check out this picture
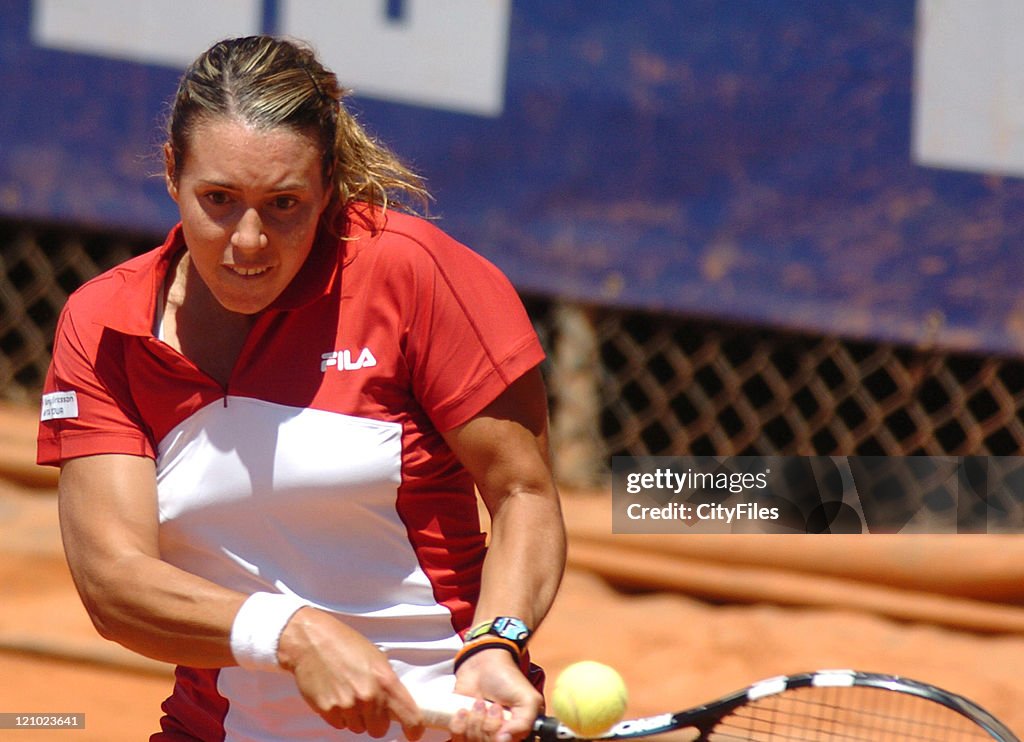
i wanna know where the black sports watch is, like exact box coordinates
[465,616,531,652]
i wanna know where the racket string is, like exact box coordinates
[707,685,993,741]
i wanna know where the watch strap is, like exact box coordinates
[465,616,531,651]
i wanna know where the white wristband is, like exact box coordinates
[230,591,308,671]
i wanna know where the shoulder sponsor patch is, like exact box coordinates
[41,391,79,421]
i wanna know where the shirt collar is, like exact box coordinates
[96,224,182,336]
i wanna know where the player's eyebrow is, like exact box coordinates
[196,178,312,193]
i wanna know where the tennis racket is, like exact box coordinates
[415,669,1018,741]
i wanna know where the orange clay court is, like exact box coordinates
[1,402,1023,741]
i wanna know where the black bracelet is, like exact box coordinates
[453,636,521,672]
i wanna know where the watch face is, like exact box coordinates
[466,617,532,648]
[492,617,530,643]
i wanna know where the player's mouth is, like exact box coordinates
[224,264,272,277]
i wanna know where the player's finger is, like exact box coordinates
[475,699,506,741]
[364,703,394,739]
[449,707,471,741]
[387,682,426,739]
[499,705,536,742]
[340,706,368,735]
[452,698,496,742]
[402,721,426,741]
[485,700,511,742]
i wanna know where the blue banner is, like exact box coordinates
[3,1,1024,356]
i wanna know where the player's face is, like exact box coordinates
[165,116,331,315]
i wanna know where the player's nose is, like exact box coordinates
[230,207,268,252]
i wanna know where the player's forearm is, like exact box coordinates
[58,455,247,668]
[71,550,245,667]
[474,487,566,631]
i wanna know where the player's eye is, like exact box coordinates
[204,191,232,206]
[272,196,298,210]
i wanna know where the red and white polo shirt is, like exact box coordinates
[37,205,545,741]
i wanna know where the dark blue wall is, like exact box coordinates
[4,1,1023,356]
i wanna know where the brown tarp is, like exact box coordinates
[565,496,1024,633]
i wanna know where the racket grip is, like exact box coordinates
[411,689,506,729]
[410,688,559,739]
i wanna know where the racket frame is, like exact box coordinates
[530,669,1018,742]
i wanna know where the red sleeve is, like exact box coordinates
[398,227,545,432]
[36,301,154,466]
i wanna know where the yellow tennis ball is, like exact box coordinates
[550,661,628,737]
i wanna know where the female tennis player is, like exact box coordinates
[37,35,566,742]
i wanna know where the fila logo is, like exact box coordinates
[321,348,378,372]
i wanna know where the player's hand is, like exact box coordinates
[276,607,425,739]
[451,648,542,742]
